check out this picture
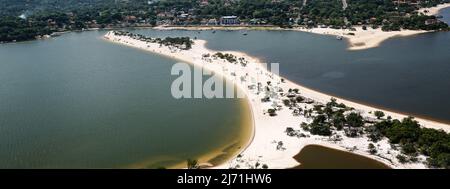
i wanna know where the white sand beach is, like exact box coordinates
[104,31,450,169]
[292,27,429,51]
[418,3,450,15]
[292,3,450,50]
[154,2,450,51]
[154,25,429,51]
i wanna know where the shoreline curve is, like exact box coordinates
[104,31,450,169]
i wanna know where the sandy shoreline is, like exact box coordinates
[292,27,429,50]
[102,35,255,170]
[153,2,450,51]
[154,25,430,51]
[166,100,255,169]
[418,3,450,16]
[104,31,450,169]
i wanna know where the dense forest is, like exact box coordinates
[1,0,450,42]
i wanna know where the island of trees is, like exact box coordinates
[111,30,194,50]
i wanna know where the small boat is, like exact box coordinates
[336,36,343,40]
[243,32,248,36]
[212,30,216,34]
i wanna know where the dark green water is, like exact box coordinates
[293,145,390,169]
[0,31,252,168]
[133,9,450,124]
[204,31,450,124]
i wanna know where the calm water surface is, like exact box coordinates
[293,145,390,169]
[1,8,450,168]
[0,31,251,168]
[439,7,450,24]
[135,9,450,124]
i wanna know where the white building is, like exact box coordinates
[220,16,240,25]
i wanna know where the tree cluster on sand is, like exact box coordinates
[280,95,450,168]
[112,31,194,50]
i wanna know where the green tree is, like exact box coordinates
[368,143,377,154]
[346,112,364,127]
[374,111,385,119]
[187,159,199,169]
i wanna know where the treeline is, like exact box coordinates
[0,1,158,43]
[112,31,194,50]
[1,0,450,42]
[382,14,449,31]
[0,16,52,42]
[369,118,450,168]
[420,0,450,7]
[0,0,117,15]
[299,0,346,27]
[345,0,450,31]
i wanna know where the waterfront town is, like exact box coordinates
[1,0,449,43]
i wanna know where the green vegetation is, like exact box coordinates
[0,16,52,42]
[396,154,408,163]
[374,111,385,119]
[213,52,237,63]
[327,99,449,168]
[262,164,269,169]
[299,0,346,27]
[366,117,450,168]
[187,159,199,169]
[267,108,277,116]
[1,0,449,43]
[368,143,377,154]
[301,98,366,137]
[160,37,194,50]
[112,31,194,50]
[346,0,449,31]
[309,115,333,136]
[284,96,450,168]
[346,112,364,128]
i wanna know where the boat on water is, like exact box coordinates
[336,36,343,40]
[212,30,216,34]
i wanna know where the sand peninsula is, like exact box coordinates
[153,3,450,51]
[104,31,450,169]
[154,25,430,51]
